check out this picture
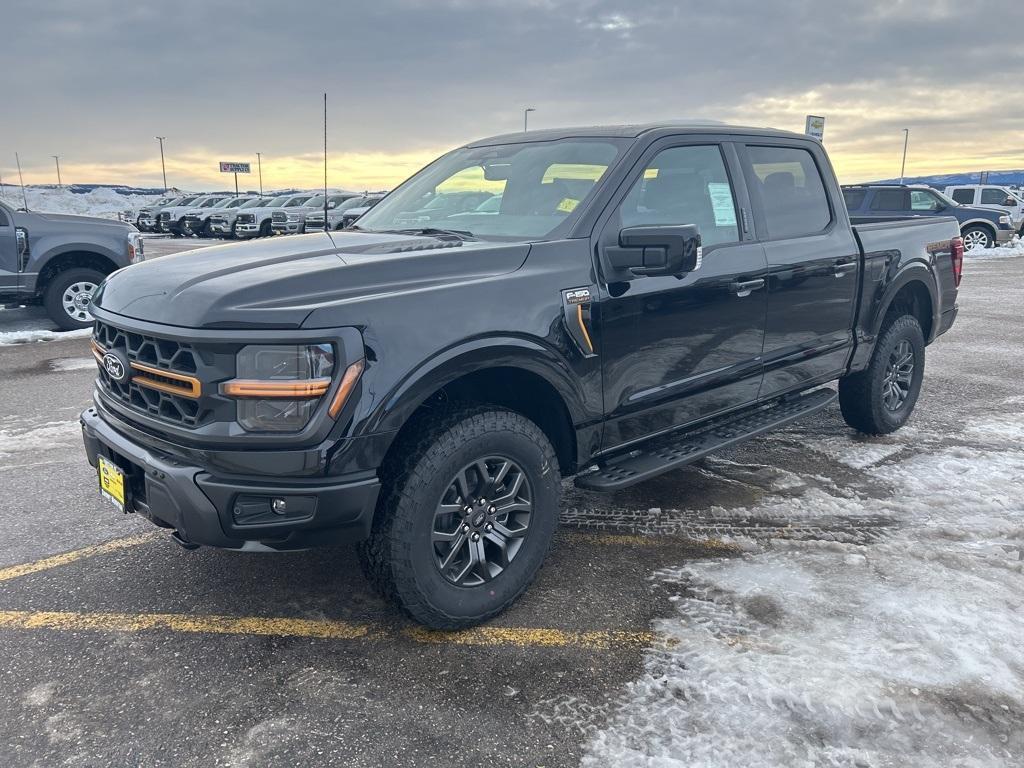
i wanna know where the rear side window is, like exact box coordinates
[842,188,867,210]
[870,189,907,211]
[981,188,1008,205]
[747,145,831,239]
[950,188,974,205]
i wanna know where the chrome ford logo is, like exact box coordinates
[102,353,127,381]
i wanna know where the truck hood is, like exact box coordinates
[34,212,129,230]
[956,204,1002,221]
[93,231,530,329]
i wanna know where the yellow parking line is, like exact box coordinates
[0,609,660,650]
[0,533,157,584]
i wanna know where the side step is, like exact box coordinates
[575,388,837,491]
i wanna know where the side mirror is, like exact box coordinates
[606,224,701,278]
[1003,196,1017,207]
[328,201,337,209]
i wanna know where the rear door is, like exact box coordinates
[595,138,768,449]
[0,202,19,294]
[738,141,861,397]
[948,187,977,206]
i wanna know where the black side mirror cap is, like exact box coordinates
[606,224,701,278]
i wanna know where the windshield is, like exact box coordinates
[242,197,273,208]
[176,196,199,205]
[335,196,370,212]
[355,138,625,240]
[266,195,293,206]
[304,195,326,209]
[285,195,312,207]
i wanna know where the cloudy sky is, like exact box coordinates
[3,0,1022,191]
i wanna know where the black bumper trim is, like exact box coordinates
[81,407,380,550]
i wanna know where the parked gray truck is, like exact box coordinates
[0,198,143,329]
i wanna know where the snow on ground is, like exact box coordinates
[966,237,1024,260]
[0,421,81,459]
[0,186,160,220]
[0,327,92,346]
[582,407,1024,767]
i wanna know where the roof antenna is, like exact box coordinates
[323,92,329,233]
[15,152,28,210]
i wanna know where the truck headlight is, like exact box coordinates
[999,215,1011,225]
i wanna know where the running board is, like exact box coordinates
[575,389,837,491]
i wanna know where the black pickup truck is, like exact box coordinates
[80,123,961,628]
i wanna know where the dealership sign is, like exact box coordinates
[219,162,251,173]
[804,115,825,140]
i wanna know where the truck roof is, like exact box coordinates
[467,121,811,147]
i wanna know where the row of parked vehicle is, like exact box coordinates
[134,191,389,239]
[841,183,1022,251]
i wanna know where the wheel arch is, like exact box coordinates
[873,267,936,342]
[35,250,120,295]
[367,340,590,476]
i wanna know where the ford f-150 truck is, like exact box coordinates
[1,198,144,329]
[80,123,961,628]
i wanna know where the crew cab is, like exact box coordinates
[137,195,197,232]
[80,123,961,629]
[842,184,1014,250]
[157,194,231,236]
[0,198,143,329]
[208,197,276,238]
[337,193,386,229]
[182,196,256,237]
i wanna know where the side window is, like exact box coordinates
[870,189,907,211]
[842,188,867,211]
[909,190,942,212]
[747,145,831,239]
[950,188,975,205]
[980,188,1008,205]
[617,145,738,247]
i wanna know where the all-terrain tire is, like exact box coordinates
[43,267,105,331]
[357,406,561,629]
[839,314,925,434]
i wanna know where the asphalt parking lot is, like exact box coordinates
[1,243,1022,766]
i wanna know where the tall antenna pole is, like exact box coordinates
[52,155,62,187]
[898,128,909,185]
[256,152,263,196]
[524,107,536,132]
[15,153,28,210]
[323,92,329,233]
[155,136,168,190]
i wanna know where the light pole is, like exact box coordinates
[52,155,62,187]
[155,136,167,190]
[256,152,263,196]
[524,107,536,132]
[898,128,909,185]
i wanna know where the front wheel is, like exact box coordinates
[358,406,561,629]
[961,225,993,251]
[43,268,105,331]
[839,314,925,434]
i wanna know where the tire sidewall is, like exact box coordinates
[44,268,105,331]
[393,419,560,622]
[870,317,925,431]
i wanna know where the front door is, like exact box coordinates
[0,203,19,295]
[738,142,861,396]
[595,140,768,450]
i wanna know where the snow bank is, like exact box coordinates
[583,408,1024,767]
[0,186,161,220]
[967,237,1024,260]
[0,328,93,346]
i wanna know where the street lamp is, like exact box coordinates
[52,155,62,187]
[898,128,909,185]
[524,107,536,132]
[256,152,263,196]
[155,136,167,190]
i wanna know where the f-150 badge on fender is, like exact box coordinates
[561,286,597,358]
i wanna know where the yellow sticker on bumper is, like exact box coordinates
[98,457,125,511]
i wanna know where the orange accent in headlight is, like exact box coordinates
[329,359,365,419]
[222,378,332,398]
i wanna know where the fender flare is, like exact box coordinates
[871,261,938,339]
[363,335,590,438]
[957,218,998,235]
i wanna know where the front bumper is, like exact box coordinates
[181,218,205,235]
[208,220,233,235]
[235,222,261,238]
[80,406,380,550]
[996,228,1015,245]
[271,220,304,234]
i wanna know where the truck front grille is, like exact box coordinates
[236,213,255,224]
[92,320,211,427]
[271,212,287,224]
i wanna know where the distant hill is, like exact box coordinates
[869,170,1024,188]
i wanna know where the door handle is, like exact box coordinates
[834,260,857,278]
[731,278,765,297]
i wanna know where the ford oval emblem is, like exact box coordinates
[102,353,127,382]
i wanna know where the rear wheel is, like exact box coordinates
[43,268,104,330]
[839,314,925,434]
[358,406,560,629]
[961,225,993,251]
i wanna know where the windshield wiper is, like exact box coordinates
[381,227,475,241]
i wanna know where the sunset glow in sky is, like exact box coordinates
[4,0,1021,191]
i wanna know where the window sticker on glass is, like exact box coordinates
[707,182,737,227]
[557,197,580,213]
